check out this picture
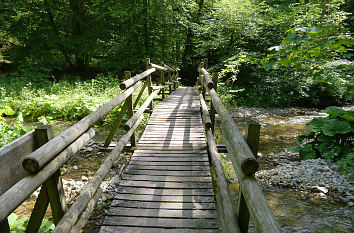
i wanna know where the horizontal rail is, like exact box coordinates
[204,85,258,175]
[221,124,281,233]
[150,63,176,72]
[120,68,156,90]
[22,81,141,174]
[0,128,95,221]
[52,115,144,233]
[200,93,241,233]
[124,90,158,131]
[199,93,212,130]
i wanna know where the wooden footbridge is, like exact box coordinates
[0,59,281,233]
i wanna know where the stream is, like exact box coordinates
[5,107,353,232]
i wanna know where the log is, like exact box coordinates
[201,68,214,90]
[0,128,95,222]
[207,87,258,175]
[69,187,102,233]
[199,93,212,130]
[52,115,144,233]
[120,68,156,90]
[150,63,168,72]
[124,90,158,131]
[22,81,141,174]
[222,125,281,233]
[206,129,241,233]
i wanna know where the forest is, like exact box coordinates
[0,0,353,232]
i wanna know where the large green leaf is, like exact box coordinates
[308,117,326,132]
[300,144,317,160]
[323,106,345,117]
[322,119,351,136]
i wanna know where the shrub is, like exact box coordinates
[290,106,354,181]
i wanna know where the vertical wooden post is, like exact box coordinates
[26,125,67,232]
[237,122,261,233]
[245,121,261,158]
[210,72,218,132]
[168,71,172,94]
[104,101,129,148]
[161,68,165,99]
[199,62,205,98]
[173,70,176,90]
[146,58,153,110]
[126,71,136,147]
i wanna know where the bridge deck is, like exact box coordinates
[100,87,219,232]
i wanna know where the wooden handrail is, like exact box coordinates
[52,115,144,233]
[0,128,95,221]
[22,81,141,174]
[200,94,241,233]
[198,60,281,233]
[120,68,156,90]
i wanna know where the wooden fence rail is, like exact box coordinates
[198,59,281,233]
[0,59,179,233]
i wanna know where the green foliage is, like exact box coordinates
[290,106,354,181]
[0,104,28,147]
[0,73,121,121]
[7,213,55,233]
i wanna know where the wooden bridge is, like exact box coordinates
[0,59,281,233]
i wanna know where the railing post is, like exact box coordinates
[159,62,165,99]
[146,58,153,110]
[26,125,67,232]
[210,72,218,133]
[125,71,136,147]
[237,122,261,233]
[246,122,261,158]
[168,70,172,94]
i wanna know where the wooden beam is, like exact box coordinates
[52,116,145,233]
[22,82,141,174]
[0,129,95,221]
[119,68,156,90]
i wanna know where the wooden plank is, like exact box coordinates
[118,180,212,189]
[107,207,217,219]
[122,174,212,182]
[0,130,34,195]
[115,187,214,196]
[103,216,219,229]
[126,165,210,171]
[111,200,216,210]
[128,161,209,166]
[124,169,211,177]
[100,226,219,233]
[134,149,207,153]
[130,156,209,162]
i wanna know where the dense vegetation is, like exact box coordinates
[0,1,353,172]
[0,0,352,108]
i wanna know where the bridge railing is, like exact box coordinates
[198,59,281,233]
[0,59,179,233]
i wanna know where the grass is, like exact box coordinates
[0,73,151,123]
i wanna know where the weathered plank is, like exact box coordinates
[118,180,212,189]
[103,216,219,229]
[107,207,217,219]
[111,200,216,210]
[124,169,211,177]
[100,226,218,233]
[115,187,214,196]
